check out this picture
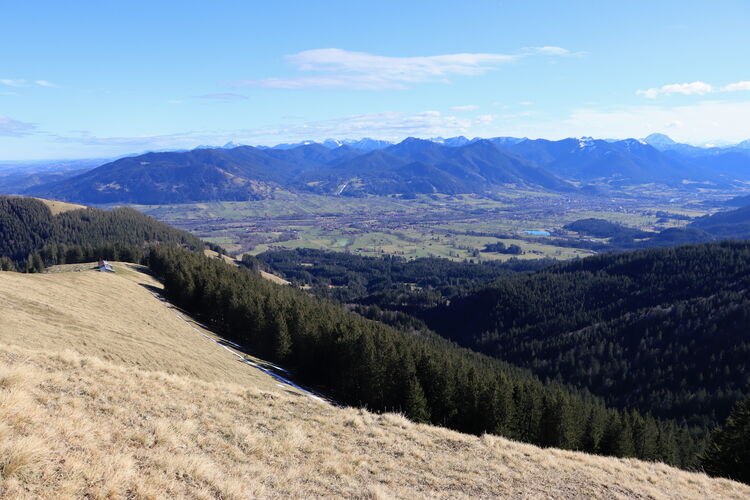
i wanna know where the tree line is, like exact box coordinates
[147,245,703,468]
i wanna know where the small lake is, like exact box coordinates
[524,230,551,236]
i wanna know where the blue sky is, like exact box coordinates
[1,0,749,159]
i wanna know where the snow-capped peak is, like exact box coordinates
[321,139,344,148]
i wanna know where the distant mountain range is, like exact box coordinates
[264,133,750,153]
[642,133,750,181]
[0,158,114,196]
[26,139,576,203]
[18,133,750,204]
[261,137,393,152]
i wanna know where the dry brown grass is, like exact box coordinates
[33,197,86,215]
[204,249,291,285]
[0,268,748,499]
[204,249,240,267]
[0,265,284,391]
[259,270,291,286]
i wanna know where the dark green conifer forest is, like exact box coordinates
[417,242,750,432]
[0,196,205,271]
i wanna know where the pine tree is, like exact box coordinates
[394,353,430,423]
[655,421,678,465]
[0,256,16,272]
[632,413,659,461]
[32,252,44,272]
[600,413,634,457]
[24,254,36,273]
[700,392,750,483]
[354,332,380,407]
[403,373,430,424]
[538,389,576,450]
[493,379,515,438]
[581,407,605,454]
[68,246,84,264]
[272,312,292,362]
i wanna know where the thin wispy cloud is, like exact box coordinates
[275,110,477,138]
[498,111,534,120]
[475,114,496,125]
[230,46,573,90]
[452,104,478,111]
[637,80,750,98]
[56,130,211,149]
[0,115,36,136]
[35,79,59,88]
[1,79,59,88]
[1,79,26,87]
[197,93,248,100]
[524,46,573,56]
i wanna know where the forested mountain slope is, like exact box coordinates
[26,140,576,202]
[504,137,706,184]
[690,205,750,239]
[26,147,300,203]
[0,195,204,269]
[305,138,574,195]
[421,241,750,429]
[256,247,551,303]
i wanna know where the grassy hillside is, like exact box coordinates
[0,263,284,389]
[0,266,748,499]
[33,197,86,215]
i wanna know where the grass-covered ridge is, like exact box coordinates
[1,266,747,498]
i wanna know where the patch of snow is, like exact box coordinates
[154,293,324,402]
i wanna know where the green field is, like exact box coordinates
[128,188,727,261]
